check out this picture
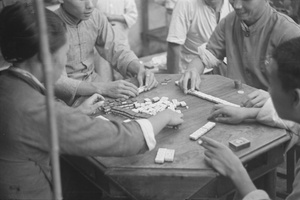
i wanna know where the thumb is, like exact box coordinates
[137,75,144,87]
[94,101,104,108]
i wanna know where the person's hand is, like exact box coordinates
[163,109,184,126]
[136,68,159,91]
[200,136,244,177]
[96,80,139,99]
[178,68,201,94]
[78,94,105,115]
[208,104,246,124]
[241,90,270,108]
[200,137,258,197]
[128,60,158,91]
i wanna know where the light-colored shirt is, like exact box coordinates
[95,0,137,43]
[167,0,233,71]
[54,7,138,105]
[199,4,300,90]
[95,0,137,28]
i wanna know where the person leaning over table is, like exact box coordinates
[166,0,233,74]
[0,3,183,200]
[200,37,300,200]
[54,0,158,106]
[178,0,300,108]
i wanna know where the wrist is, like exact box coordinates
[91,82,103,95]
[229,164,257,197]
[241,107,260,120]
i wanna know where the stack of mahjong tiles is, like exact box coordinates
[131,96,186,116]
[101,97,187,120]
[101,98,147,119]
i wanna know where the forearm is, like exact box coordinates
[230,165,257,198]
[147,112,171,136]
[76,81,100,96]
[187,57,205,74]
[167,42,181,74]
[240,107,260,121]
[107,14,126,24]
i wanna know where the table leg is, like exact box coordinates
[263,169,277,199]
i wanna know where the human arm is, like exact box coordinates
[178,56,204,94]
[147,109,184,134]
[200,137,266,199]
[241,90,270,108]
[105,14,126,24]
[126,59,158,91]
[94,11,158,90]
[55,70,139,101]
[167,42,182,74]
[178,16,226,94]
[208,104,260,124]
[25,93,183,157]
[208,98,297,132]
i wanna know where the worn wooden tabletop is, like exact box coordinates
[66,74,290,200]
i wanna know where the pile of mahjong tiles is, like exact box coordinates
[102,96,188,119]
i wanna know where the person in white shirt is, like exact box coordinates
[166,0,233,74]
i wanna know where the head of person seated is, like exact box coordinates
[229,0,269,26]
[58,0,94,22]
[268,36,300,123]
[0,2,68,83]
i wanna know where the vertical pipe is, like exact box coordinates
[33,1,62,200]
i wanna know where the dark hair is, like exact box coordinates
[0,2,66,63]
[272,37,300,91]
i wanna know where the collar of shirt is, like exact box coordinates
[56,6,80,27]
[240,4,272,35]
[8,66,46,92]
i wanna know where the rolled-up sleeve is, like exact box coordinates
[136,119,156,151]
[256,97,300,151]
[242,190,270,200]
[256,97,296,130]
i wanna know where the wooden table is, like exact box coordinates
[63,74,290,200]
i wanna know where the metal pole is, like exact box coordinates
[33,1,62,200]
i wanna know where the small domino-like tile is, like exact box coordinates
[229,137,251,151]
[164,149,175,162]
[189,128,208,141]
[188,90,240,107]
[138,86,146,94]
[202,122,216,131]
[180,101,187,107]
[152,97,160,102]
[155,148,167,164]
[144,98,151,102]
